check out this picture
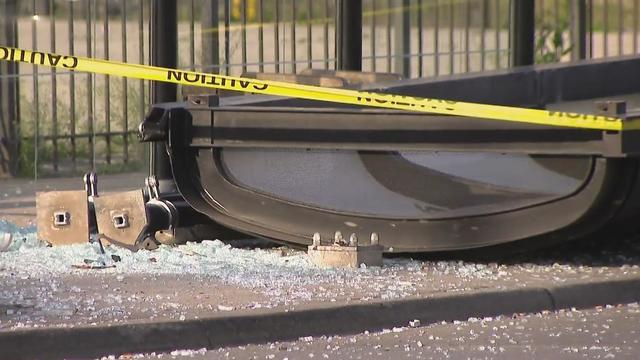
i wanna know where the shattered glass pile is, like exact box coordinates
[2,217,640,331]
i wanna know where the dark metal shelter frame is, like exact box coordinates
[141,0,640,252]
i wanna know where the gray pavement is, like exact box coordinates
[130,303,640,360]
[3,174,640,359]
[3,235,640,331]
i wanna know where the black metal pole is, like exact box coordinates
[393,0,410,77]
[509,0,535,67]
[150,0,177,186]
[0,0,19,177]
[337,0,362,70]
[202,0,220,73]
[571,0,587,60]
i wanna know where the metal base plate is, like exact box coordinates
[36,190,89,246]
[94,190,147,250]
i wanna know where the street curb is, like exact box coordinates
[2,277,640,360]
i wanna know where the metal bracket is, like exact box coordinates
[307,231,383,268]
[597,100,640,157]
[36,171,181,252]
[37,190,89,246]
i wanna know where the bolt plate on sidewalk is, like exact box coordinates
[94,190,147,250]
[36,190,88,245]
[308,244,383,268]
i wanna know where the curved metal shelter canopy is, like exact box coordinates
[139,57,640,253]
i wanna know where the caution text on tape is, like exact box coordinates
[0,46,633,131]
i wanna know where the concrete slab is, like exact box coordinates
[140,303,640,360]
[1,235,640,359]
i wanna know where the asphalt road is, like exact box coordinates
[124,303,640,360]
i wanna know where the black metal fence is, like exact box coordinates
[1,0,639,178]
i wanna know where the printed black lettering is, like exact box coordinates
[183,73,200,83]
[62,56,78,69]
[0,47,8,60]
[252,83,268,90]
[357,93,373,102]
[207,76,222,86]
[47,54,62,66]
[394,98,410,106]
[30,52,46,65]
[238,80,250,89]
[167,70,183,81]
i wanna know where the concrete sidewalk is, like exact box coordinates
[2,276,640,360]
[2,235,640,359]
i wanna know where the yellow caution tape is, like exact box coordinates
[0,46,634,131]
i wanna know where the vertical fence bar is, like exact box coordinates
[224,0,230,74]
[371,0,377,71]
[151,0,177,184]
[604,0,609,57]
[242,0,247,73]
[0,0,19,176]
[335,0,341,69]
[495,0,500,68]
[187,0,194,70]
[202,0,220,73]
[324,0,329,69]
[104,0,111,165]
[588,0,594,58]
[122,0,129,164]
[394,0,410,76]
[571,0,587,60]
[434,0,440,75]
[618,0,623,55]
[509,0,534,67]
[480,0,487,70]
[634,0,639,54]
[68,0,77,172]
[50,0,59,172]
[464,0,470,72]
[307,0,312,69]
[139,0,146,139]
[275,0,280,72]
[86,0,95,170]
[32,0,39,179]
[386,0,392,72]
[291,0,297,73]
[417,0,423,76]
[190,0,196,70]
[448,0,454,74]
[258,0,264,72]
[337,0,362,70]
[334,0,338,69]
